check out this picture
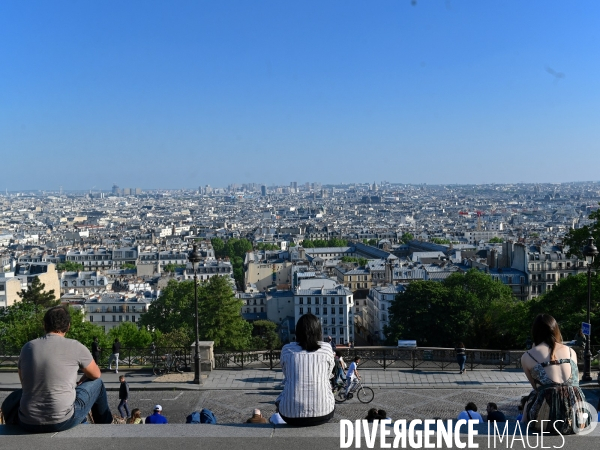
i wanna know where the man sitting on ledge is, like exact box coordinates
[1,306,113,432]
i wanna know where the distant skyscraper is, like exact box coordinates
[291,181,297,190]
[112,184,119,196]
[261,185,267,196]
[135,188,142,195]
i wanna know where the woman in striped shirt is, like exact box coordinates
[276,314,335,426]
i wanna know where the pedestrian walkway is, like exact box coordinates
[2,366,596,391]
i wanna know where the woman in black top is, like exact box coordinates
[455,342,466,374]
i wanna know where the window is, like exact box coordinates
[339,298,343,304]
[307,297,311,304]
[132,316,136,323]
[332,317,336,325]
[299,307,303,314]
[102,316,105,322]
[339,337,344,345]
[112,315,116,322]
[316,307,320,314]
[323,297,327,304]
[299,297,303,304]
[331,307,335,314]
[119,315,123,322]
[308,307,312,314]
[323,318,328,325]
[315,297,319,304]
[339,328,344,335]
[125,315,129,321]
[89,316,93,322]
[323,327,328,334]
[339,307,343,314]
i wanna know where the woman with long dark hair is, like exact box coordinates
[275,314,335,426]
[520,314,589,435]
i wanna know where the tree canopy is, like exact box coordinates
[17,277,59,309]
[301,238,347,248]
[56,261,84,271]
[385,269,518,348]
[564,203,600,268]
[141,276,251,350]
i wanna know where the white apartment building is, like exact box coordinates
[367,284,405,342]
[84,294,151,332]
[294,280,354,345]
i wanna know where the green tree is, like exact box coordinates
[154,328,191,348]
[301,240,315,248]
[385,270,518,348]
[0,302,44,352]
[163,263,186,273]
[211,237,226,258]
[328,238,348,247]
[56,261,84,271]
[489,237,504,243]
[17,277,59,309]
[289,242,296,247]
[525,273,600,346]
[400,233,414,244]
[121,263,136,270]
[141,276,252,350]
[431,238,451,245]
[108,322,153,348]
[198,276,252,349]
[358,258,368,267]
[367,239,378,246]
[140,279,195,336]
[564,205,600,267]
[251,320,281,350]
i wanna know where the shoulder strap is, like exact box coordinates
[526,351,539,363]
[569,347,574,360]
[467,411,473,420]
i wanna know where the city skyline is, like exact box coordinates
[2,1,600,190]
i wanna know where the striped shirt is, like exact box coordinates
[276,342,335,418]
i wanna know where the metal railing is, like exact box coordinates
[0,346,192,370]
[212,345,600,371]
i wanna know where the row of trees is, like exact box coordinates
[385,269,600,349]
[0,275,280,353]
[301,238,348,248]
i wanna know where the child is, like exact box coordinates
[118,375,130,419]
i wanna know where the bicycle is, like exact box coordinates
[152,352,186,375]
[334,377,374,404]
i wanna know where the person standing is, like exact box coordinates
[455,342,467,374]
[327,335,336,353]
[108,338,120,373]
[146,405,168,424]
[91,337,101,365]
[117,375,130,419]
[0,306,113,432]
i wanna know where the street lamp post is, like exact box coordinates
[582,236,598,382]
[188,244,202,385]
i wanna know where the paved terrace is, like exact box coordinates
[2,368,599,450]
[0,366,542,391]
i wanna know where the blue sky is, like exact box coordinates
[1,1,599,190]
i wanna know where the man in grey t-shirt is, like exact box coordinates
[1,306,113,432]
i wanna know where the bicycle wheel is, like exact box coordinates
[153,362,165,376]
[174,358,185,374]
[334,387,347,403]
[357,386,374,404]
